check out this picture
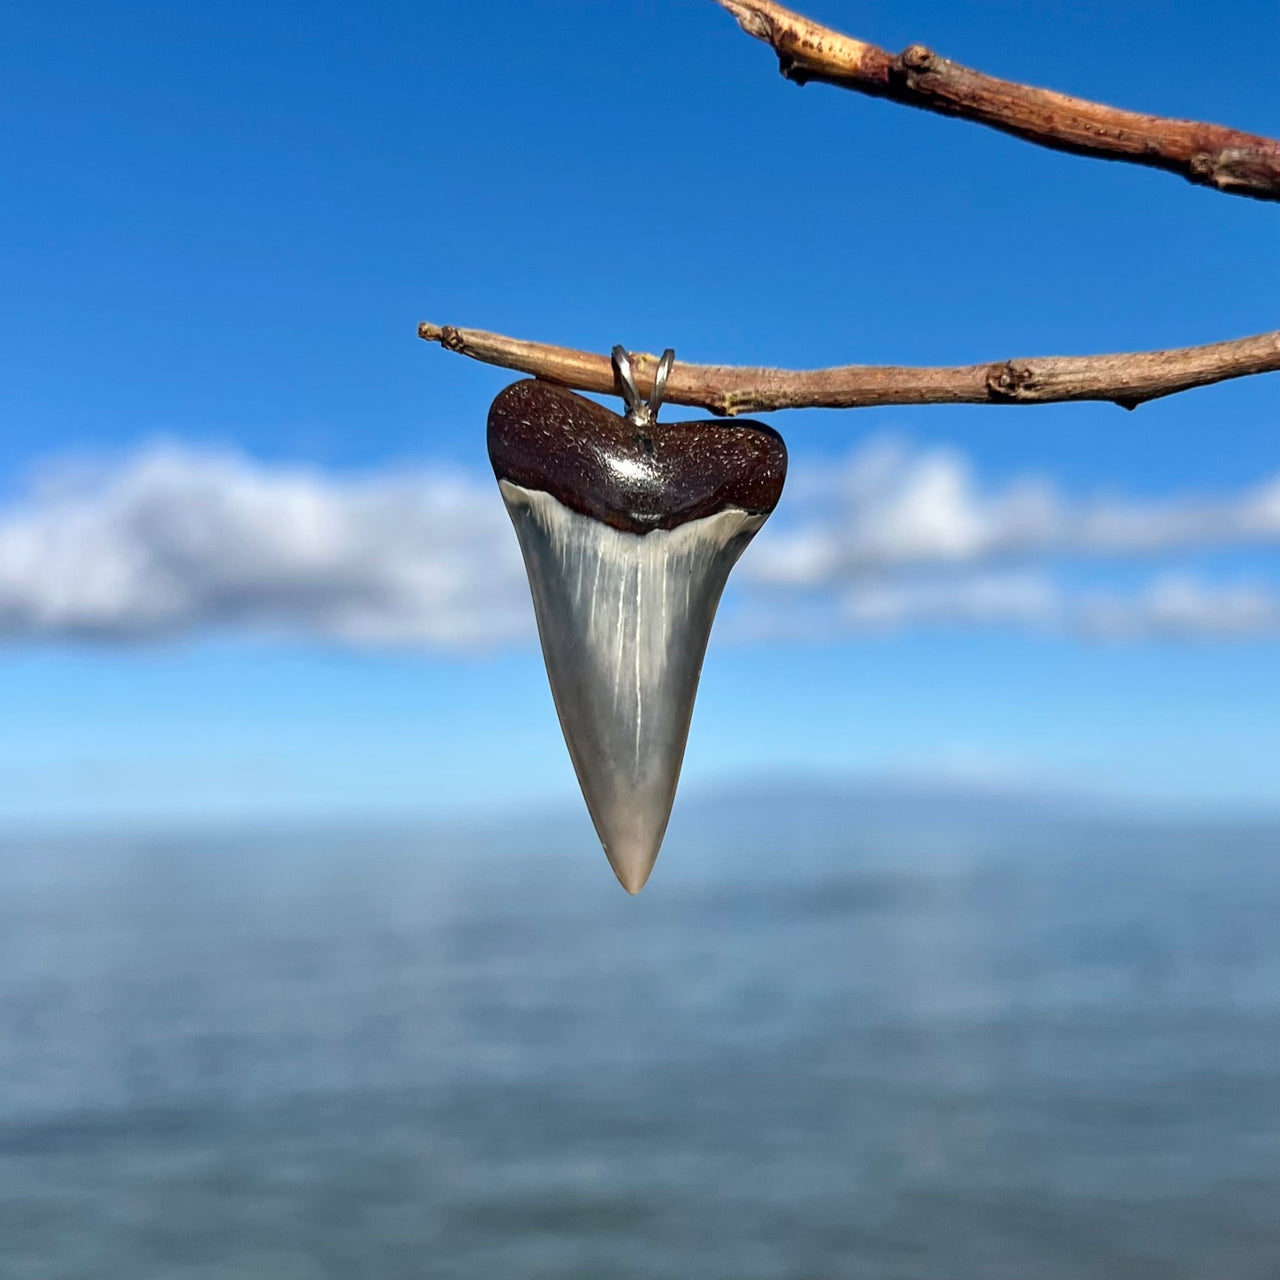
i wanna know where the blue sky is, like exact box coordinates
[1,0,1277,823]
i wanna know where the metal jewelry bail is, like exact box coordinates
[612,345,676,428]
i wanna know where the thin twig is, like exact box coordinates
[713,0,1280,202]
[418,322,1280,416]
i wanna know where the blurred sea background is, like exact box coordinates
[2,783,1277,1280]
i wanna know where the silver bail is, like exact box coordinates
[612,345,675,428]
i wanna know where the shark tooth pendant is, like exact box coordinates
[488,347,787,893]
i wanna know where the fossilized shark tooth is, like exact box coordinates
[488,376,786,894]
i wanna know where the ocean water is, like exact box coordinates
[0,789,1277,1279]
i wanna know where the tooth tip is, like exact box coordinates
[607,851,657,895]
[615,872,649,895]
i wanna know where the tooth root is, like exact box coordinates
[499,480,765,893]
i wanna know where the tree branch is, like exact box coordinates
[418,321,1280,416]
[713,0,1280,202]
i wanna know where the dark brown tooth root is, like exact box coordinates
[487,378,787,535]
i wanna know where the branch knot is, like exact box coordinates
[898,43,936,73]
[440,325,467,354]
[986,361,1037,401]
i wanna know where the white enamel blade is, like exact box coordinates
[500,480,765,893]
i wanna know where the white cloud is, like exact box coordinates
[734,436,1280,643]
[730,570,1280,644]
[749,437,1280,584]
[0,438,1275,650]
[0,446,529,648]
[838,571,1061,631]
[827,571,1280,641]
[1078,574,1280,641]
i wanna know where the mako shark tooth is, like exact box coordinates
[488,378,786,894]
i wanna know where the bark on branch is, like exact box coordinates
[418,321,1280,416]
[714,0,1280,201]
